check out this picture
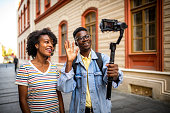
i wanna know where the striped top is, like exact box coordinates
[15,61,60,113]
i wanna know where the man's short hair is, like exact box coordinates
[73,27,87,38]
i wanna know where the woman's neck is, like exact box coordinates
[33,55,48,65]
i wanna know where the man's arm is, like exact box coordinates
[57,40,78,93]
[18,85,31,113]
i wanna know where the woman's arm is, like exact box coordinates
[18,85,31,113]
[57,90,65,113]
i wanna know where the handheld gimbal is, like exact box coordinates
[100,19,127,100]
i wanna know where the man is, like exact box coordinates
[57,27,123,113]
[13,56,18,72]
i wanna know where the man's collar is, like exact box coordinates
[75,49,98,63]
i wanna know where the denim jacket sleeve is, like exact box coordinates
[57,63,76,93]
[101,53,123,88]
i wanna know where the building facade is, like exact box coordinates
[17,0,170,102]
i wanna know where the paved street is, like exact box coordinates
[0,63,170,113]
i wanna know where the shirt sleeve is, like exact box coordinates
[112,69,123,88]
[57,63,76,93]
[15,64,29,86]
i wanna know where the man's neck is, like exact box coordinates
[80,49,91,57]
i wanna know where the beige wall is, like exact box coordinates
[35,0,126,67]
[164,0,170,71]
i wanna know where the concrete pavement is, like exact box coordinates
[0,64,21,113]
[0,63,170,113]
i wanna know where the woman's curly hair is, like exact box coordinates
[26,28,57,59]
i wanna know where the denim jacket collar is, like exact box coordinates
[75,49,98,64]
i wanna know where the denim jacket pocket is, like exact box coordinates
[94,71,103,86]
[75,74,82,88]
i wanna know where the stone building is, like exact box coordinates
[17,0,170,102]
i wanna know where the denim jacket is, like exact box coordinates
[57,50,123,113]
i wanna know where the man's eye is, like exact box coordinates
[45,41,49,43]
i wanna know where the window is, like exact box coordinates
[82,8,98,52]
[18,16,20,35]
[19,43,20,59]
[131,0,156,52]
[21,41,23,59]
[44,0,51,11]
[24,40,26,60]
[24,5,26,29]
[21,10,22,32]
[59,21,67,63]
[61,24,67,55]
[27,0,30,25]
[125,0,163,71]
[36,0,41,17]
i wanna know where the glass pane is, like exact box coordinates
[38,0,40,11]
[133,0,142,8]
[145,23,155,36]
[86,26,90,33]
[134,26,143,38]
[134,39,143,51]
[85,14,90,24]
[61,24,67,55]
[145,37,156,50]
[61,24,66,33]
[91,12,96,22]
[61,34,66,55]
[61,34,65,55]
[47,0,50,4]
[145,7,156,22]
[145,0,155,3]
[134,12,142,25]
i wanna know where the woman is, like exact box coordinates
[15,28,65,113]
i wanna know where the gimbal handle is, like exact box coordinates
[106,29,124,100]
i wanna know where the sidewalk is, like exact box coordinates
[0,63,170,113]
[62,90,170,113]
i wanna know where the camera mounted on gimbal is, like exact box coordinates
[99,19,127,100]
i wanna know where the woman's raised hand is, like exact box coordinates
[64,40,79,62]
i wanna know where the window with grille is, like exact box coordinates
[125,0,163,71]
[131,0,156,52]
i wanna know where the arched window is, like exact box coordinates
[59,21,68,63]
[82,8,98,52]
